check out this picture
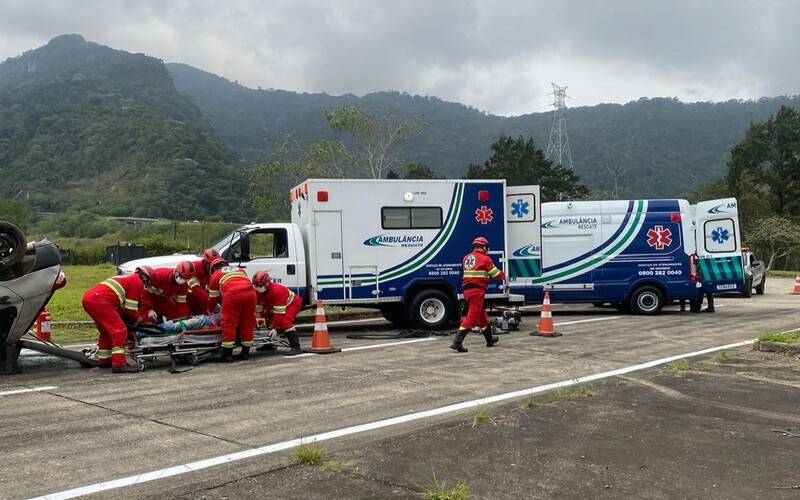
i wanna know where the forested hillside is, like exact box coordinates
[0,35,248,220]
[168,63,800,199]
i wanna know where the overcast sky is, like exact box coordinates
[0,0,798,115]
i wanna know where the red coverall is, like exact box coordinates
[82,275,151,368]
[146,267,192,320]
[209,268,257,348]
[256,283,302,331]
[188,261,211,315]
[459,250,505,331]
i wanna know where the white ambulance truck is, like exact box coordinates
[120,179,542,329]
[507,197,743,314]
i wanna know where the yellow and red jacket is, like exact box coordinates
[188,261,211,314]
[256,282,300,321]
[97,274,153,322]
[146,267,192,318]
[208,267,253,310]
[461,250,504,290]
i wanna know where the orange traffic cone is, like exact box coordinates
[793,276,800,295]
[530,292,561,337]
[304,300,341,354]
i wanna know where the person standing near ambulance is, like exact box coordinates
[82,266,155,373]
[252,271,303,356]
[451,236,504,353]
[208,257,257,362]
[145,261,196,321]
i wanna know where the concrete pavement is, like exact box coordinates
[1,277,798,499]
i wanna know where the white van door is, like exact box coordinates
[313,211,346,300]
[226,227,300,292]
[694,198,744,292]
[506,185,541,288]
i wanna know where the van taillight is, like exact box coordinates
[671,213,681,223]
[689,254,699,283]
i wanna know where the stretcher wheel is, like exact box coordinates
[136,358,146,372]
[187,354,199,366]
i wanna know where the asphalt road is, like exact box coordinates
[1,277,798,499]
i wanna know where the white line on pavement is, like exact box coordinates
[298,317,388,328]
[0,386,57,397]
[554,316,622,326]
[341,337,437,352]
[34,338,754,500]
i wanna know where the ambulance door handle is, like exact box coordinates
[331,252,341,259]
[286,264,296,275]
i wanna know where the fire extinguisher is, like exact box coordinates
[35,307,52,342]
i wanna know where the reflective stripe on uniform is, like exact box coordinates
[187,278,200,288]
[220,271,248,286]
[100,279,126,305]
[272,290,296,314]
[241,341,253,347]
[111,347,125,355]
[124,299,138,311]
[221,341,236,348]
[97,349,111,359]
[208,290,220,298]
[175,295,187,303]
[463,271,489,278]
[487,267,501,278]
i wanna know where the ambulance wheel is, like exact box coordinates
[755,278,765,295]
[630,286,664,315]
[408,290,455,330]
[379,304,409,328]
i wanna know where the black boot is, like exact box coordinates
[450,329,469,353]
[221,347,234,363]
[239,346,250,361]
[482,327,499,347]
[111,365,133,374]
[285,330,303,356]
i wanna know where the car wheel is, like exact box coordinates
[630,286,664,315]
[755,277,765,295]
[379,303,409,328]
[741,277,753,298]
[0,222,27,272]
[407,289,455,330]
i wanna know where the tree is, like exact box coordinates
[403,162,436,179]
[745,216,800,270]
[727,105,800,217]
[466,135,589,201]
[324,106,422,179]
[0,200,31,230]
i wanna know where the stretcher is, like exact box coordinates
[128,325,289,372]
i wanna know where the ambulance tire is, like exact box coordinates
[407,289,455,330]
[379,304,409,328]
[755,278,765,295]
[630,286,664,315]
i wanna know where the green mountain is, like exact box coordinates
[167,63,800,199]
[0,35,247,220]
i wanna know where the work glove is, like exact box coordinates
[147,310,158,323]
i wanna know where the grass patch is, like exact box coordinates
[526,398,543,409]
[767,270,800,278]
[48,265,117,322]
[323,460,363,476]
[667,359,711,374]
[545,384,598,403]
[469,409,495,427]
[758,331,800,344]
[294,443,326,465]
[714,350,730,362]
[416,473,470,500]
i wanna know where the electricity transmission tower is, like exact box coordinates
[545,83,574,170]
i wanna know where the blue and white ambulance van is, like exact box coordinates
[506,197,743,314]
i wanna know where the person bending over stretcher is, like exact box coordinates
[208,257,257,362]
[145,261,196,321]
[252,271,303,356]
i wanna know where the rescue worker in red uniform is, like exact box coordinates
[188,249,220,315]
[208,258,257,362]
[252,271,303,356]
[82,266,155,373]
[146,261,196,321]
[451,236,505,353]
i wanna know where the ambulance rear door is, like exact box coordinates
[694,198,744,292]
[506,185,542,291]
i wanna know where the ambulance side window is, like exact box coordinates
[230,229,289,262]
[382,207,442,229]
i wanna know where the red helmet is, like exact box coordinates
[135,265,155,284]
[472,236,489,248]
[202,248,220,264]
[252,271,271,287]
[210,257,228,271]
[175,261,196,280]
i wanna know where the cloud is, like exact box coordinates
[0,0,797,115]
